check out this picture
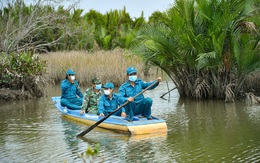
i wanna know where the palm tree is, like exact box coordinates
[131,0,260,101]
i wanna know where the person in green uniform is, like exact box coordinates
[80,77,103,115]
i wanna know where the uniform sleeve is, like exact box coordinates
[81,89,90,110]
[75,81,83,98]
[118,85,128,102]
[116,94,125,113]
[120,106,125,113]
[118,85,125,96]
[141,80,159,90]
[98,95,105,114]
[60,80,69,95]
[76,87,83,98]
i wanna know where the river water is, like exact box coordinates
[0,82,259,162]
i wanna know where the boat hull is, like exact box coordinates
[52,96,167,135]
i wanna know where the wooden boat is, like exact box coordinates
[52,96,167,135]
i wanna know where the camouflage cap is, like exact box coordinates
[92,77,101,84]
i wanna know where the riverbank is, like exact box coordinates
[0,88,32,101]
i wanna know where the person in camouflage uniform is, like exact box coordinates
[80,78,103,115]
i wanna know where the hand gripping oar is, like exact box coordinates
[77,81,159,137]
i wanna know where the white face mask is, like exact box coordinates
[95,84,102,90]
[129,75,137,82]
[104,89,111,95]
[70,75,75,81]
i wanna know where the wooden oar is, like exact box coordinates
[77,80,159,137]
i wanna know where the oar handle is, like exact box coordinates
[77,80,159,137]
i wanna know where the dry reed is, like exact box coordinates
[41,49,162,87]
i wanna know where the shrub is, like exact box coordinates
[0,51,47,97]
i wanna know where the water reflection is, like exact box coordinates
[78,132,168,162]
[244,105,260,125]
[0,82,259,162]
[165,98,260,162]
[62,120,81,150]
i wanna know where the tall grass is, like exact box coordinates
[41,49,162,87]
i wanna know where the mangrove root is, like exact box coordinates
[246,92,260,104]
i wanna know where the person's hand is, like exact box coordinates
[121,112,126,117]
[99,113,105,117]
[80,110,85,115]
[157,77,162,82]
[127,97,134,102]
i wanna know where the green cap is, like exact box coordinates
[92,77,101,84]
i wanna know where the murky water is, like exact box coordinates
[0,82,260,162]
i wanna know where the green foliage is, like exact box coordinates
[131,0,260,100]
[85,9,106,27]
[85,144,99,156]
[9,52,45,75]
[1,0,259,100]
[0,51,46,88]
[95,27,111,49]
[0,1,148,52]
[148,11,167,24]
[93,7,144,50]
[77,144,100,162]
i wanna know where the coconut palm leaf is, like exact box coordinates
[130,0,259,99]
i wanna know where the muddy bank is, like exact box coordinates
[0,88,33,101]
[0,74,46,101]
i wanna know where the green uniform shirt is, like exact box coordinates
[81,87,103,114]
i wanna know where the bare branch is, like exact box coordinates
[0,0,79,53]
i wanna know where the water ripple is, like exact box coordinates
[1,83,260,162]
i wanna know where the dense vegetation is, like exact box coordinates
[0,51,46,99]
[0,0,146,53]
[41,49,154,86]
[0,0,259,101]
[131,0,260,101]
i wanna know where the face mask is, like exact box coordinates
[104,89,111,95]
[129,75,137,82]
[95,84,102,90]
[70,75,75,81]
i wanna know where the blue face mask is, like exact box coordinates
[95,84,102,90]
[129,75,137,82]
